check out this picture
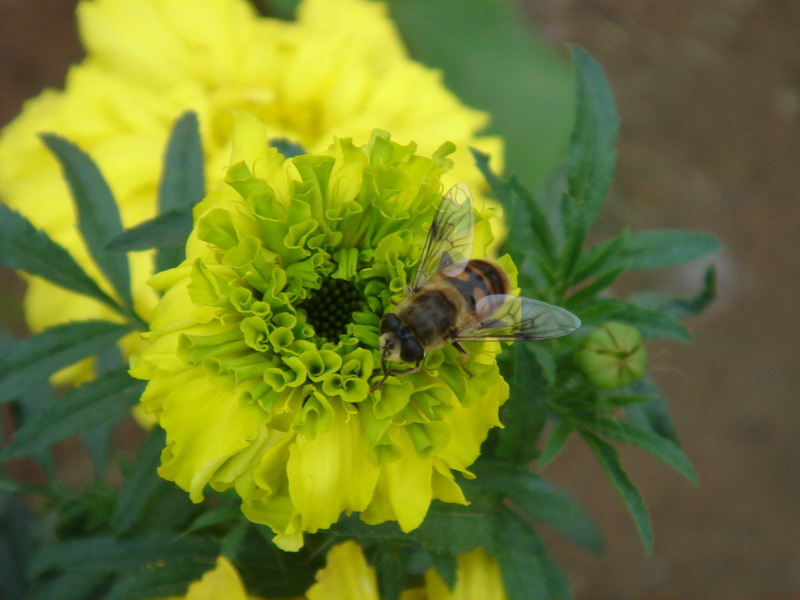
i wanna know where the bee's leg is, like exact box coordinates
[452,341,469,357]
[370,359,421,392]
[451,341,474,378]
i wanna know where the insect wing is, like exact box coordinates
[456,295,582,341]
[412,183,475,291]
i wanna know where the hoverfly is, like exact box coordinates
[372,183,581,390]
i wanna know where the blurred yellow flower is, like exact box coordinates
[0,0,502,382]
[161,556,264,600]
[163,543,506,600]
[131,114,510,550]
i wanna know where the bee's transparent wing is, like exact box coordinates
[412,183,474,291]
[455,295,582,341]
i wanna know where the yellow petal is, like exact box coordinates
[157,371,262,502]
[360,427,433,532]
[305,541,380,600]
[287,405,379,532]
[183,556,249,600]
[425,547,507,600]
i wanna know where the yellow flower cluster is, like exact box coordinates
[0,0,502,382]
[163,543,506,600]
[131,113,510,550]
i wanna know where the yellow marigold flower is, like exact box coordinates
[0,0,502,383]
[160,556,266,600]
[306,541,507,600]
[159,543,505,600]
[130,113,510,550]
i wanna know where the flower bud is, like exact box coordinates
[575,322,647,389]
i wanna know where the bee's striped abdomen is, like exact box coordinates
[445,259,509,314]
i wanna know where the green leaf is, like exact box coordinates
[571,230,628,283]
[106,205,194,252]
[566,265,626,308]
[410,503,494,556]
[0,320,133,403]
[615,230,720,271]
[562,45,618,231]
[29,570,110,600]
[428,550,457,590]
[494,506,573,600]
[373,543,413,600]
[105,560,209,600]
[220,521,250,562]
[631,266,717,318]
[0,498,37,600]
[269,137,307,159]
[42,134,133,312]
[112,428,168,535]
[623,378,680,444]
[83,420,116,482]
[537,420,574,471]
[471,148,556,274]
[391,0,574,191]
[581,430,653,554]
[29,534,217,577]
[592,417,698,484]
[603,393,659,408]
[578,299,692,342]
[2,367,143,459]
[156,111,205,272]
[495,345,548,463]
[472,461,602,555]
[185,507,242,535]
[0,205,118,310]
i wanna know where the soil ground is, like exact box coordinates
[1,1,798,598]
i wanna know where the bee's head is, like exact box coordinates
[379,313,424,364]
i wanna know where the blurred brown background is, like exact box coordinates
[1,0,798,598]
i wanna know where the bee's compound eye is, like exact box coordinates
[400,338,424,363]
[380,313,401,334]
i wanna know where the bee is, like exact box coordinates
[373,183,581,391]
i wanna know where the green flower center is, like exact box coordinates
[301,276,367,342]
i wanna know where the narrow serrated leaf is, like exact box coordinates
[579,299,692,342]
[473,461,602,556]
[373,544,412,600]
[562,45,618,230]
[604,393,659,407]
[0,321,132,403]
[42,134,133,310]
[156,112,205,272]
[616,230,720,271]
[572,230,629,283]
[428,550,458,590]
[631,266,717,318]
[623,378,680,444]
[106,205,194,252]
[29,570,110,600]
[2,368,143,459]
[495,345,548,463]
[0,205,118,309]
[471,148,556,269]
[29,534,217,577]
[581,430,653,554]
[494,506,573,600]
[566,266,626,309]
[112,428,167,535]
[537,420,574,472]
[592,417,698,483]
[410,503,494,556]
[184,507,242,536]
